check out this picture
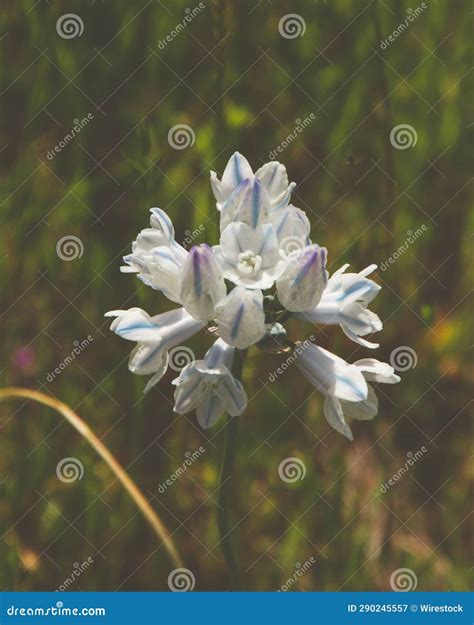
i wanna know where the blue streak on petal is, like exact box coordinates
[293,249,320,287]
[153,249,180,267]
[230,303,245,340]
[117,322,154,336]
[337,373,366,400]
[251,181,261,228]
[140,343,164,367]
[275,211,289,236]
[267,163,278,190]
[177,377,201,408]
[231,226,244,254]
[192,248,202,297]
[258,226,273,255]
[202,392,216,428]
[233,154,243,184]
[334,280,371,302]
[150,208,174,237]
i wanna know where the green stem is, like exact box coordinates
[217,348,247,590]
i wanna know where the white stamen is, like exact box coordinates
[237,250,262,275]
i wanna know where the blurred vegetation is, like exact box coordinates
[0,0,472,592]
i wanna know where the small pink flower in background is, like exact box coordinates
[11,346,37,375]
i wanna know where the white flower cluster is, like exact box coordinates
[106,153,399,437]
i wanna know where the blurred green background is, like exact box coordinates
[0,0,472,592]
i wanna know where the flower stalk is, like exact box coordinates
[216,348,247,590]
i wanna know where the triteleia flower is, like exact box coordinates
[219,178,269,231]
[121,208,187,304]
[295,263,382,348]
[269,204,311,255]
[294,342,369,404]
[105,307,203,392]
[323,359,400,440]
[210,152,295,213]
[179,244,226,322]
[295,265,383,349]
[276,244,328,312]
[213,222,284,289]
[107,151,398,437]
[172,338,247,428]
[214,285,266,349]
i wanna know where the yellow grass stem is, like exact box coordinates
[0,387,183,569]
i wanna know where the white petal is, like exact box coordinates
[215,286,266,349]
[220,178,269,231]
[133,228,169,251]
[323,396,353,441]
[147,247,185,303]
[341,303,383,335]
[210,171,225,207]
[220,152,253,197]
[340,325,380,349]
[105,308,164,342]
[204,338,235,369]
[354,359,401,384]
[269,204,310,246]
[180,244,227,322]
[219,222,280,267]
[218,375,247,416]
[173,367,205,413]
[295,343,368,402]
[341,386,379,421]
[149,207,176,239]
[123,242,187,304]
[325,269,381,306]
[360,264,378,278]
[128,343,168,376]
[255,161,292,206]
[214,223,283,289]
[276,244,328,312]
[294,275,383,348]
[196,393,227,429]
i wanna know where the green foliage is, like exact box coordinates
[0,0,471,591]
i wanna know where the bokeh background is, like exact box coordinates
[0,0,472,592]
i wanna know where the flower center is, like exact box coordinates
[237,250,262,275]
